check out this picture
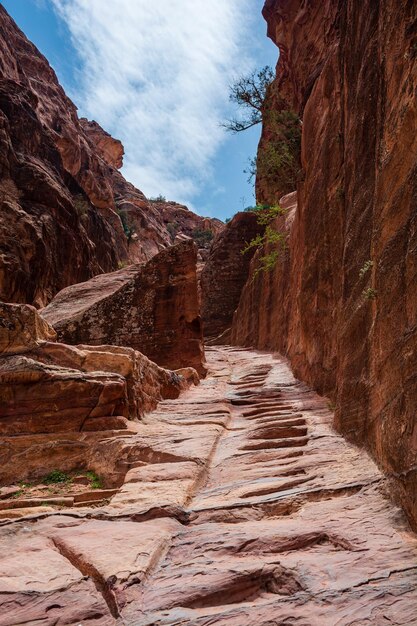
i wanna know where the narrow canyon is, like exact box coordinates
[1,2,417,626]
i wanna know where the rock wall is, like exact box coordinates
[232,0,417,529]
[0,6,222,307]
[200,212,265,338]
[42,241,206,376]
[0,302,197,485]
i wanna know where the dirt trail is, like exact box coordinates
[1,347,416,625]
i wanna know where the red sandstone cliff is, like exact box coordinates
[0,6,222,307]
[231,0,417,529]
[42,241,206,376]
[200,212,266,338]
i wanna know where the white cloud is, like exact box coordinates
[51,0,255,206]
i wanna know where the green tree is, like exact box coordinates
[223,66,274,133]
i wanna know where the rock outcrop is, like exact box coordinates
[0,302,196,485]
[232,0,417,530]
[42,241,206,376]
[200,212,265,338]
[0,6,222,307]
[1,346,416,624]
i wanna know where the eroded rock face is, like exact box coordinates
[231,192,297,352]
[42,240,206,376]
[200,212,265,338]
[232,0,417,529]
[0,6,222,306]
[0,302,196,484]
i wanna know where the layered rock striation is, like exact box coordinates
[232,0,417,529]
[42,240,206,376]
[0,6,222,307]
[1,347,416,624]
[0,302,197,485]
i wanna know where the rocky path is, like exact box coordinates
[1,347,417,625]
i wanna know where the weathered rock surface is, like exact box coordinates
[200,212,265,338]
[0,346,416,624]
[0,6,222,306]
[42,240,206,376]
[0,302,196,485]
[231,0,417,530]
[231,191,296,351]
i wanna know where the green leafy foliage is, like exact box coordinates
[242,205,287,275]
[44,470,70,484]
[248,109,302,196]
[117,209,135,241]
[166,221,179,241]
[359,260,374,279]
[149,195,166,202]
[363,287,377,300]
[192,228,214,248]
[85,471,103,490]
[223,66,274,133]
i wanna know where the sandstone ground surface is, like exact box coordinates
[1,347,416,625]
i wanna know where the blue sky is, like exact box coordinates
[2,0,278,220]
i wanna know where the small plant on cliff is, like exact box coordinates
[242,204,287,276]
[222,66,274,133]
[73,194,89,217]
[117,209,135,242]
[86,471,103,490]
[359,260,374,279]
[192,228,214,249]
[44,470,70,484]
[247,109,302,195]
[149,195,166,203]
[363,287,377,300]
[166,221,179,242]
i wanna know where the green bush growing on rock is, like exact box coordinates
[73,194,89,218]
[242,205,287,276]
[166,222,179,242]
[192,228,214,249]
[117,209,135,242]
[44,470,70,484]
[359,260,374,279]
[248,109,302,196]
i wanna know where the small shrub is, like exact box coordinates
[73,194,89,217]
[192,228,214,248]
[242,205,287,275]
[363,287,377,300]
[249,109,302,197]
[117,209,135,242]
[149,195,166,203]
[166,222,179,241]
[225,217,231,224]
[85,471,103,490]
[117,260,128,269]
[44,470,70,484]
[359,259,374,279]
